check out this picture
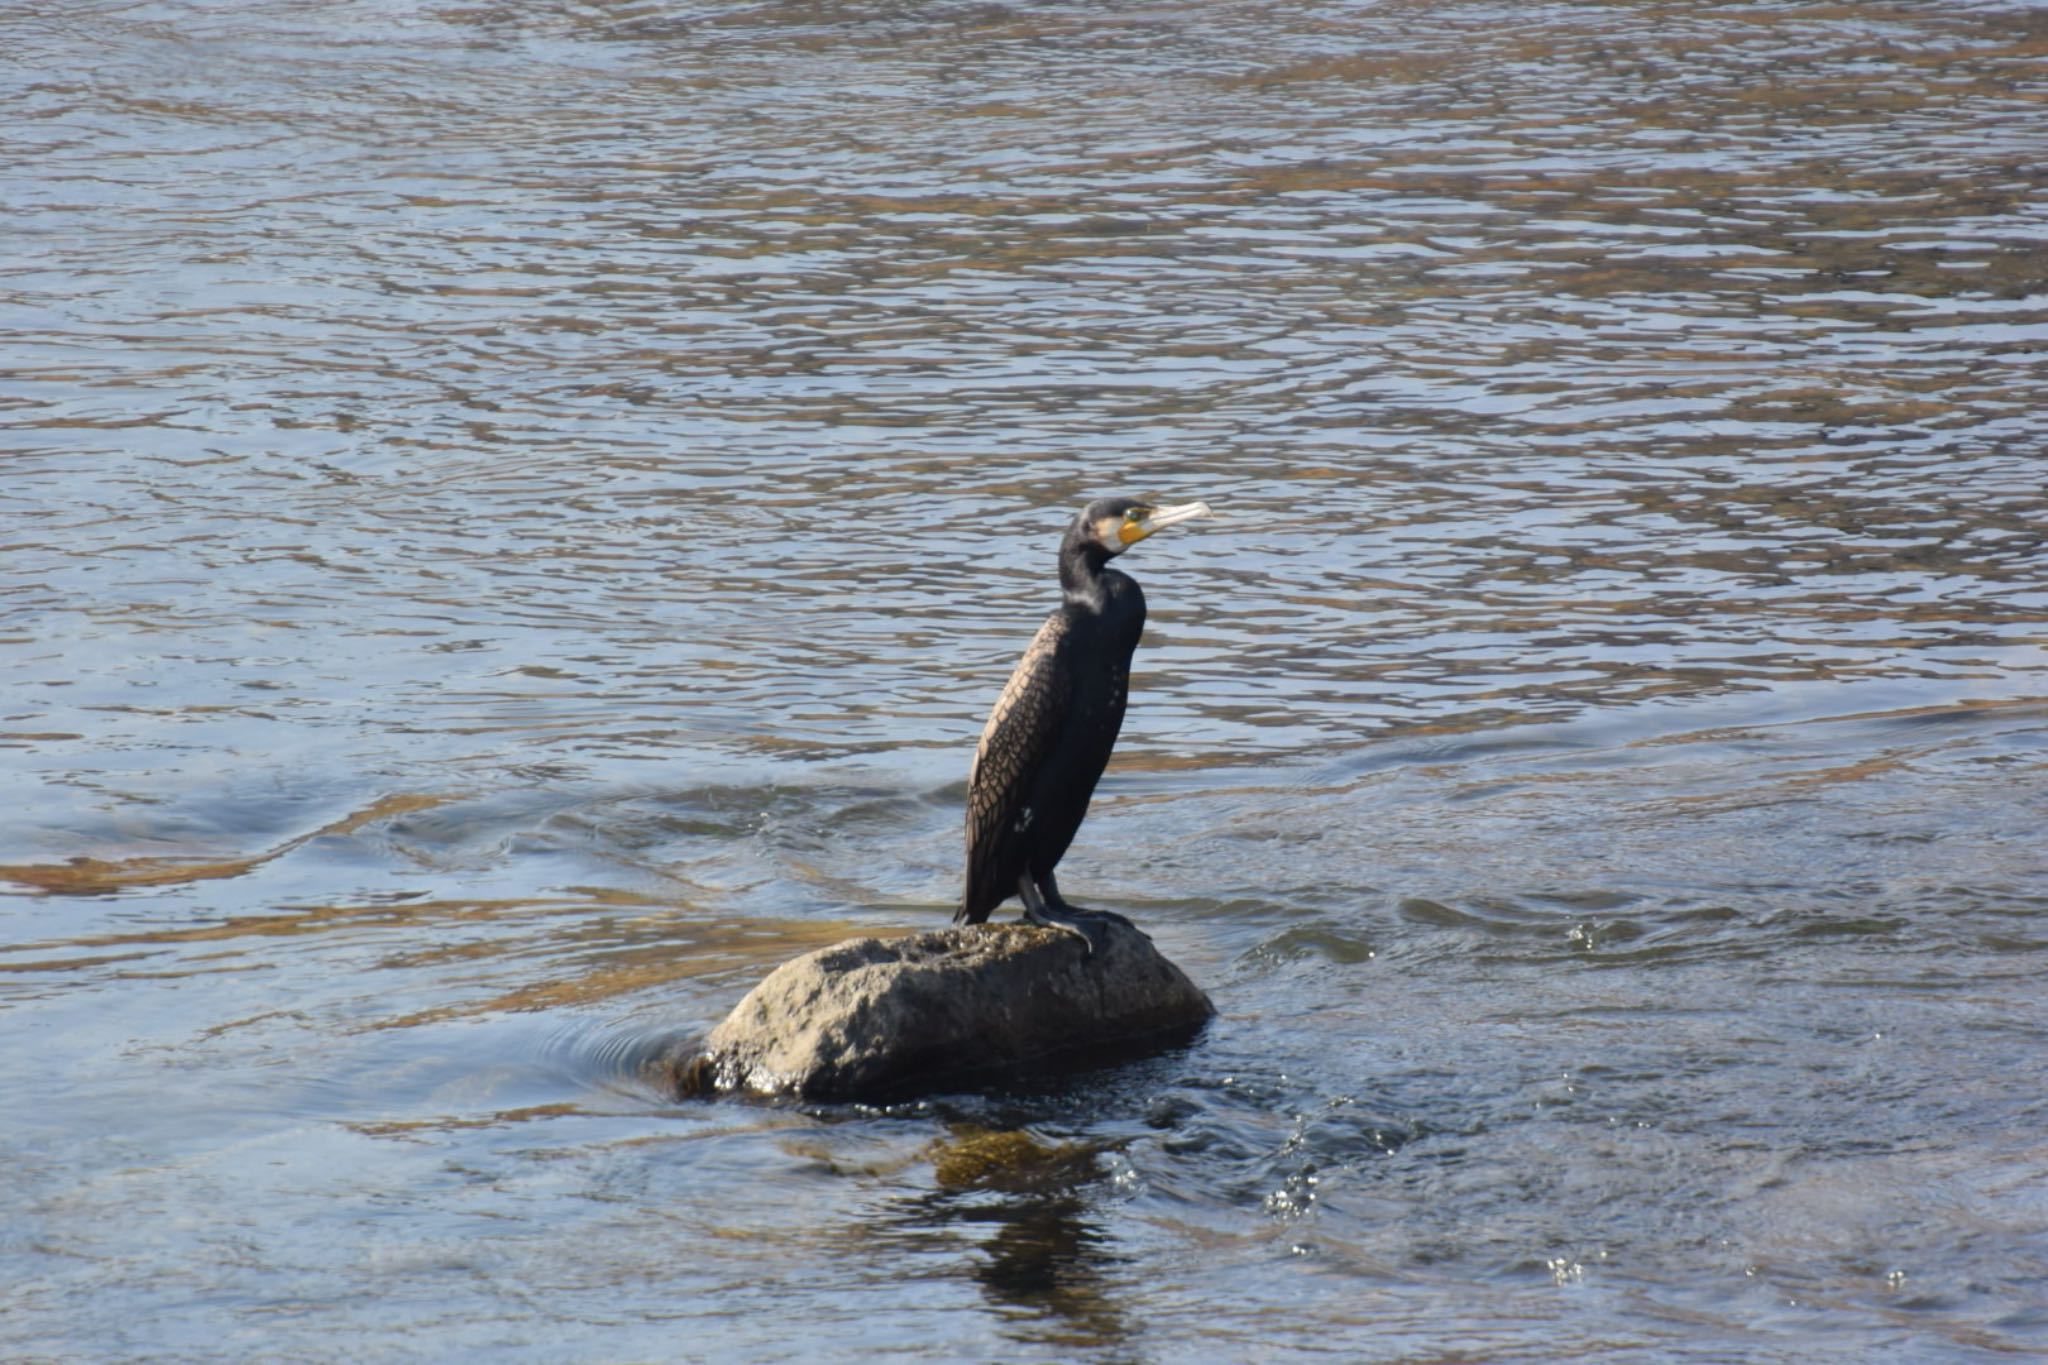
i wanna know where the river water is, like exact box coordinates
[5,0,2047,1359]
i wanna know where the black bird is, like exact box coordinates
[957,496,1213,952]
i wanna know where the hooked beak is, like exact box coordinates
[1119,500,1215,546]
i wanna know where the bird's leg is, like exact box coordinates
[1041,870,1143,936]
[1017,873,1108,956]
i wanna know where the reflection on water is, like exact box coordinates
[4,0,2047,1359]
[919,1128,1135,1347]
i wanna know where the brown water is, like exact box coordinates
[5,0,2048,1359]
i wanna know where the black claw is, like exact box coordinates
[1054,902,1148,943]
[1020,902,1111,956]
[1083,907,1140,934]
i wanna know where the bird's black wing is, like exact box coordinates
[959,611,1073,923]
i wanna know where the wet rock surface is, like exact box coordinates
[665,921,1215,1102]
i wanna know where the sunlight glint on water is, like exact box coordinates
[3,1,2046,1360]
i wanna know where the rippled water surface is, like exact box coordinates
[6,0,2048,1359]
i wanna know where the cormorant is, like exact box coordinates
[957,496,1213,952]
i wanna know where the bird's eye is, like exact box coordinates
[1125,508,1147,522]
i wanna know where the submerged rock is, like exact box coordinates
[663,920,1213,1102]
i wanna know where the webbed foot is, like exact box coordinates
[1018,873,1136,956]
[1020,898,1112,955]
[1058,903,1143,936]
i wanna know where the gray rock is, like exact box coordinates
[661,920,1214,1102]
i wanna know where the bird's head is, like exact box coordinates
[1076,496,1215,557]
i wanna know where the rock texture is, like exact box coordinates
[664,920,1213,1102]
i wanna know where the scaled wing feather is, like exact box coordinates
[960,613,1072,921]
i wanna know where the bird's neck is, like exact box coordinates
[1059,535,1115,612]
